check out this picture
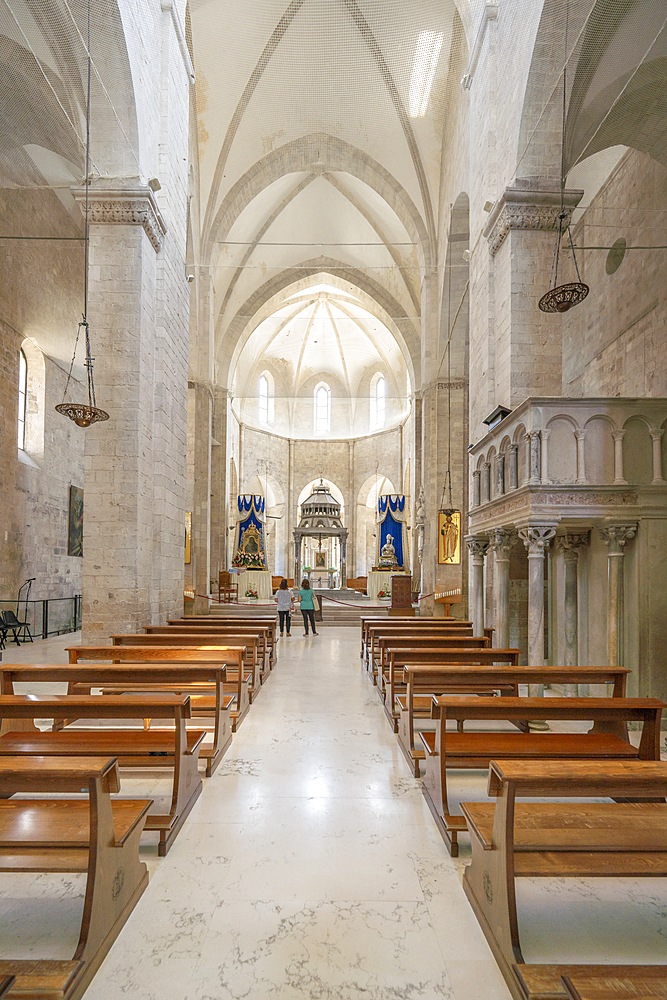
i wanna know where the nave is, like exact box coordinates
[2,630,665,1000]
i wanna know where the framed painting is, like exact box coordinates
[68,485,84,557]
[315,551,326,569]
[184,511,192,564]
[438,510,461,565]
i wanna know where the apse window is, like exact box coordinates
[409,30,443,117]
[314,383,331,434]
[17,349,27,450]
[258,371,274,426]
[370,373,386,430]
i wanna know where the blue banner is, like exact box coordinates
[233,495,267,569]
[377,494,406,568]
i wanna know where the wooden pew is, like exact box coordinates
[362,619,477,669]
[111,632,263,697]
[377,635,492,705]
[0,755,150,1000]
[66,645,250,731]
[0,979,13,999]
[0,693,204,856]
[459,760,667,999]
[422,696,663,856]
[359,615,475,661]
[168,617,277,667]
[145,623,273,677]
[397,665,630,776]
[1,664,233,777]
[559,968,667,1000]
[380,645,521,731]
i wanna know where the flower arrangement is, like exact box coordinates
[377,590,390,599]
[245,588,258,599]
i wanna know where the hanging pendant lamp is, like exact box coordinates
[538,3,589,314]
[55,0,109,428]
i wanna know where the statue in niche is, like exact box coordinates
[379,533,399,569]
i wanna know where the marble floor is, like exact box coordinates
[1,629,665,1000]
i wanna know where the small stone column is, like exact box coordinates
[650,430,666,485]
[529,431,541,484]
[496,454,505,496]
[598,523,637,665]
[466,536,490,636]
[482,462,491,503]
[556,533,590,693]
[612,430,627,485]
[472,469,481,507]
[518,523,557,702]
[575,430,587,484]
[508,445,519,490]
[490,528,514,648]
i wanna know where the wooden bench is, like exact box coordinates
[559,967,667,999]
[459,760,667,999]
[360,615,474,659]
[421,696,663,856]
[168,617,277,666]
[145,623,273,676]
[397,665,630,776]
[67,645,250,731]
[111,632,264,695]
[377,635,493,706]
[0,755,150,1000]
[362,619,477,667]
[0,694,204,856]
[1,664,233,777]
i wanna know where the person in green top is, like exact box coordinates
[298,579,318,636]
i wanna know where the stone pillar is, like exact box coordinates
[340,533,348,588]
[529,431,541,484]
[472,469,481,507]
[466,535,489,635]
[556,532,590,692]
[650,430,666,485]
[508,445,519,490]
[599,523,637,665]
[496,454,505,495]
[612,430,627,485]
[80,185,191,639]
[482,462,491,503]
[575,430,587,484]
[490,528,514,648]
[518,523,557,698]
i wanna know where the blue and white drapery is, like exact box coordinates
[233,494,267,569]
[377,494,407,568]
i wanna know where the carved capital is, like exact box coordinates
[518,524,557,554]
[489,527,515,558]
[598,523,637,556]
[556,531,590,561]
[466,535,490,560]
[483,183,584,256]
[72,185,167,252]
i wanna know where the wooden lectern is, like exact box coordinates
[390,574,414,616]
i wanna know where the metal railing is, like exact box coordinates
[0,596,82,640]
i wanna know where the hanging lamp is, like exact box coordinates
[538,3,589,314]
[55,0,109,428]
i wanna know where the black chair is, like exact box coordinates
[2,610,32,643]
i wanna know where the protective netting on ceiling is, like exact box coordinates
[1,0,666,227]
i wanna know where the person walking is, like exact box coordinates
[298,578,318,636]
[274,578,293,637]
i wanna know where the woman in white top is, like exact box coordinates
[274,578,293,636]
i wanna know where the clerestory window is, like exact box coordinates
[314,382,331,434]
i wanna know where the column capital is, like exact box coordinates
[598,522,637,555]
[518,523,557,554]
[465,535,490,559]
[72,185,167,252]
[489,527,515,558]
[483,181,584,256]
[556,531,590,553]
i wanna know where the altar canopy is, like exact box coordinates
[232,495,268,570]
[377,494,407,569]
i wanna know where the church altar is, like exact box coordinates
[368,570,409,602]
[237,569,272,601]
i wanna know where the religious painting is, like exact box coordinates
[68,485,84,557]
[438,509,461,565]
[315,551,326,569]
[184,511,192,564]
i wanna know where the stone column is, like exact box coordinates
[508,445,519,490]
[490,528,514,648]
[650,430,665,485]
[496,454,505,496]
[466,535,489,635]
[555,532,590,692]
[599,523,637,665]
[612,430,627,485]
[518,523,557,700]
[575,430,587,484]
[481,462,491,503]
[472,469,481,507]
[529,431,541,484]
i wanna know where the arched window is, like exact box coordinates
[258,371,274,426]
[314,382,331,434]
[18,349,27,450]
[370,372,386,430]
